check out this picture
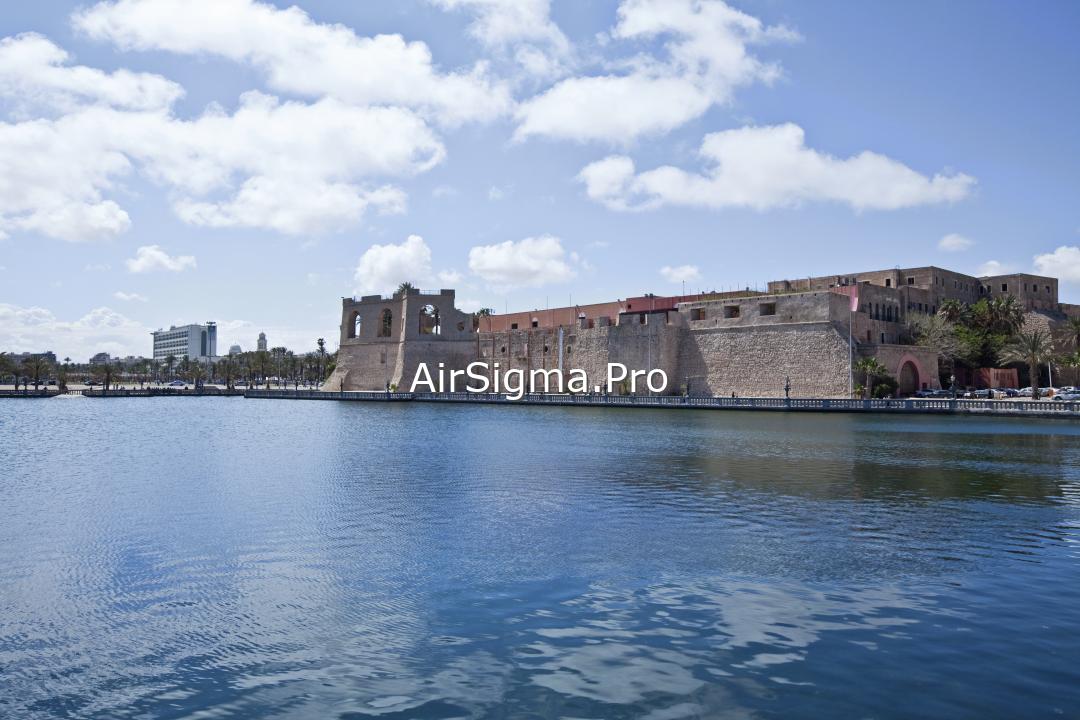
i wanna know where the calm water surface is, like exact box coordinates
[1,398,1079,719]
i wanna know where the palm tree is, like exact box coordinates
[853,356,888,399]
[217,356,237,390]
[21,355,53,392]
[0,352,16,389]
[995,296,1026,336]
[252,350,273,389]
[92,361,121,391]
[316,338,327,383]
[396,281,416,295]
[163,354,177,381]
[1002,329,1054,399]
[938,299,968,324]
[188,361,207,391]
[1067,316,1080,350]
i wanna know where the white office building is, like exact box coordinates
[152,322,217,361]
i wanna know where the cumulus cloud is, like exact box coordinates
[514,0,796,142]
[73,0,512,125]
[976,260,1013,276]
[660,264,701,283]
[113,291,146,302]
[0,32,183,113]
[354,235,434,295]
[1033,245,1080,283]
[430,0,571,79]
[1,77,443,238]
[578,124,975,212]
[468,235,577,289]
[125,245,195,273]
[938,233,974,252]
[0,303,150,360]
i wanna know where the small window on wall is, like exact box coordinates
[907,277,915,285]
[885,279,891,288]
[759,303,777,316]
[880,332,886,343]
[511,323,518,330]
[379,351,387,365]
[531,320,539,328]
[690,308,705,321]
[1001,283,1008,292]
[1046,285,1052,294]
[723,306,740,319]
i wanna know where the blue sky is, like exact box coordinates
[2,0,1078,361]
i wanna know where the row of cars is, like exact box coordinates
[914,386,1080,400]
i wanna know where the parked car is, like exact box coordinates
[1053,391,1080,401]
[993,388,1019,398]
[167,380,187,388]
[964,389,993,399]
[1018,387,1034,397]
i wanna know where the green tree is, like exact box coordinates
[937,299,968,324]
[1002,329,1054,399]
[163,354,177,381]
[316,338,327,383]
[21,355,53,391]
[188,360,207,390]
[216,355,237,390]
[853,357,889,400]
[396,281,416,294]
[0,352,16,388]
[92,360,122,391]
[251,350,273,389]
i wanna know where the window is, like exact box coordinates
[759,302,777,316]
[510,323,518,330]
[907,277,915,285]
[500,346,506,354]
[723,305,740,319]
[690,308,705,321]
[348,311,361,339]
[885,278,891,287]
[1001,283,1008,292]
[419,304,440,335]
[378,309,392,337]
[531,320,539,328]
[1046,285,1052,294]
[880,332,886,343]
[379,351,386,365]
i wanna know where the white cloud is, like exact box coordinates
[354,235,433,295]
[430,0,571,79]
[468,235,576,289]
[1033,245,1080,283]
[0,32,182,113]
[660,264,701,283]
[975,260,1013,276]
[125,245,196,273]
[113,291,147,302]
[1,77,443,238]
[514,0,796,142]
[437,269,464,285]
[578,124,975,212]
[0,303,150,360]
[74,0,512,126]
[938,233,974,252]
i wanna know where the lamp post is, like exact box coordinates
[784,376,791,401]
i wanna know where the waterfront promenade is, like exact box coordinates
[7,387,1078,418]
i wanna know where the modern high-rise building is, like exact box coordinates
[257,332,267,351]
[152,322,217,361]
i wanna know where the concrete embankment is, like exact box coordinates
[242,389,1080,419]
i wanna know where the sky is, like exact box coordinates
[1,0,1079,362]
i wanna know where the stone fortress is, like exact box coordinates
[326,266,1080,398]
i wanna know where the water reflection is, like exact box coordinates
[0,399,1078,718]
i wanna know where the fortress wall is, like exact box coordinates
[679,322,851,398]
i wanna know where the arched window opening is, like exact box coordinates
[419,304,440,335]
[379,309,393,338]
[346,310,361,339]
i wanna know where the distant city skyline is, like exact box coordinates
[2,0,1079,361]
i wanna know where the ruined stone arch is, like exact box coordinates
[379,308,393,338]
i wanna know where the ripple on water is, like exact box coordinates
[0,399,1079,718]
